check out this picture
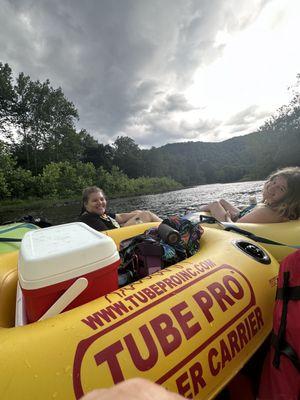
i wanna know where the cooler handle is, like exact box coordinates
[38,277,88,321]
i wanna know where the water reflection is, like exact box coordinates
[0,180,264,225]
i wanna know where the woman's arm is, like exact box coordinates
[200,200,240,222]
[236,205,287,223]
[115,210,162,226]
[114,211,142,225]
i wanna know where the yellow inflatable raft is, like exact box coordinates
[0,222,38,327]
[188,212,300,262]
[0,222,279,400]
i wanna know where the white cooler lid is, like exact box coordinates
[18,222,119,289]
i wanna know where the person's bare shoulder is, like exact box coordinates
[237,205,287,224]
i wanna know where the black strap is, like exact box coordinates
[272,332,300,372]
[273,271,290,368]
[1,216,51,228]
[0,237,22,242]
[199,215,300,249]
[276,286,300,300]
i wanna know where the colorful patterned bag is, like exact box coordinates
[118,216,203,285]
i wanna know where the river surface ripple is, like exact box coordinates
[0,180,264,225]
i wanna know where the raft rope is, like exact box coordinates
[199,215,300,249]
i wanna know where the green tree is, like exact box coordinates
[43,86,79,164]
[0,170,9,199]
[0,141,13,198]
[45,126,83,165]
[80,130,114,170]
[0,141,37,199]
[6,167,36,199]
[112,136,143,178]
[11,72,79,172]
[40,161,96,198]
[260,73,300,134]
[12,72,35,170]
[0,62,15,133]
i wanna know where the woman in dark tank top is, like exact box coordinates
[79,186,161,231]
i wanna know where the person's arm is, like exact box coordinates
[114,211,141,225]
[200,200,240,222]
[219,199,241,218]
[236,205,287,223]
[80,378,185,400]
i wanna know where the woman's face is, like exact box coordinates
[263,175,288,205]
[85,191,107,215]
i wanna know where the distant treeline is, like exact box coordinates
[0,62,299,200]
[0,153,181,200]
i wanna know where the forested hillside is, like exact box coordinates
[141,128,299,185]
[0,62,299,200]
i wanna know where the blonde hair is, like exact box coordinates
[80,186,105,215]
[266,167,300,220]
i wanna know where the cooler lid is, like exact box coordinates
[18,222,119,288]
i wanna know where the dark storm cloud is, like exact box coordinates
[151,93,197,113]
[226,105,271,127]
[0,0,272,146]
[226,105,260,126]
[124,107,221,147]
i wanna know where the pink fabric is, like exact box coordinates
[259,250,300,400]
[259,348,300,399]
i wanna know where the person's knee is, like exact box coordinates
[139,210,152,219]
[210,200,221,208]
[138,210,160,222]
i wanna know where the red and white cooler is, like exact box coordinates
[18,222,120,323]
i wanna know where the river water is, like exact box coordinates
[0,180,264,226]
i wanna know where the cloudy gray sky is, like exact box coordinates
[1,0,299,147]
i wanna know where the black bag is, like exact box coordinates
[118,234,163,286]
[133,241,164,278]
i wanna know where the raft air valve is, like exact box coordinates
[234,240,271,264]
